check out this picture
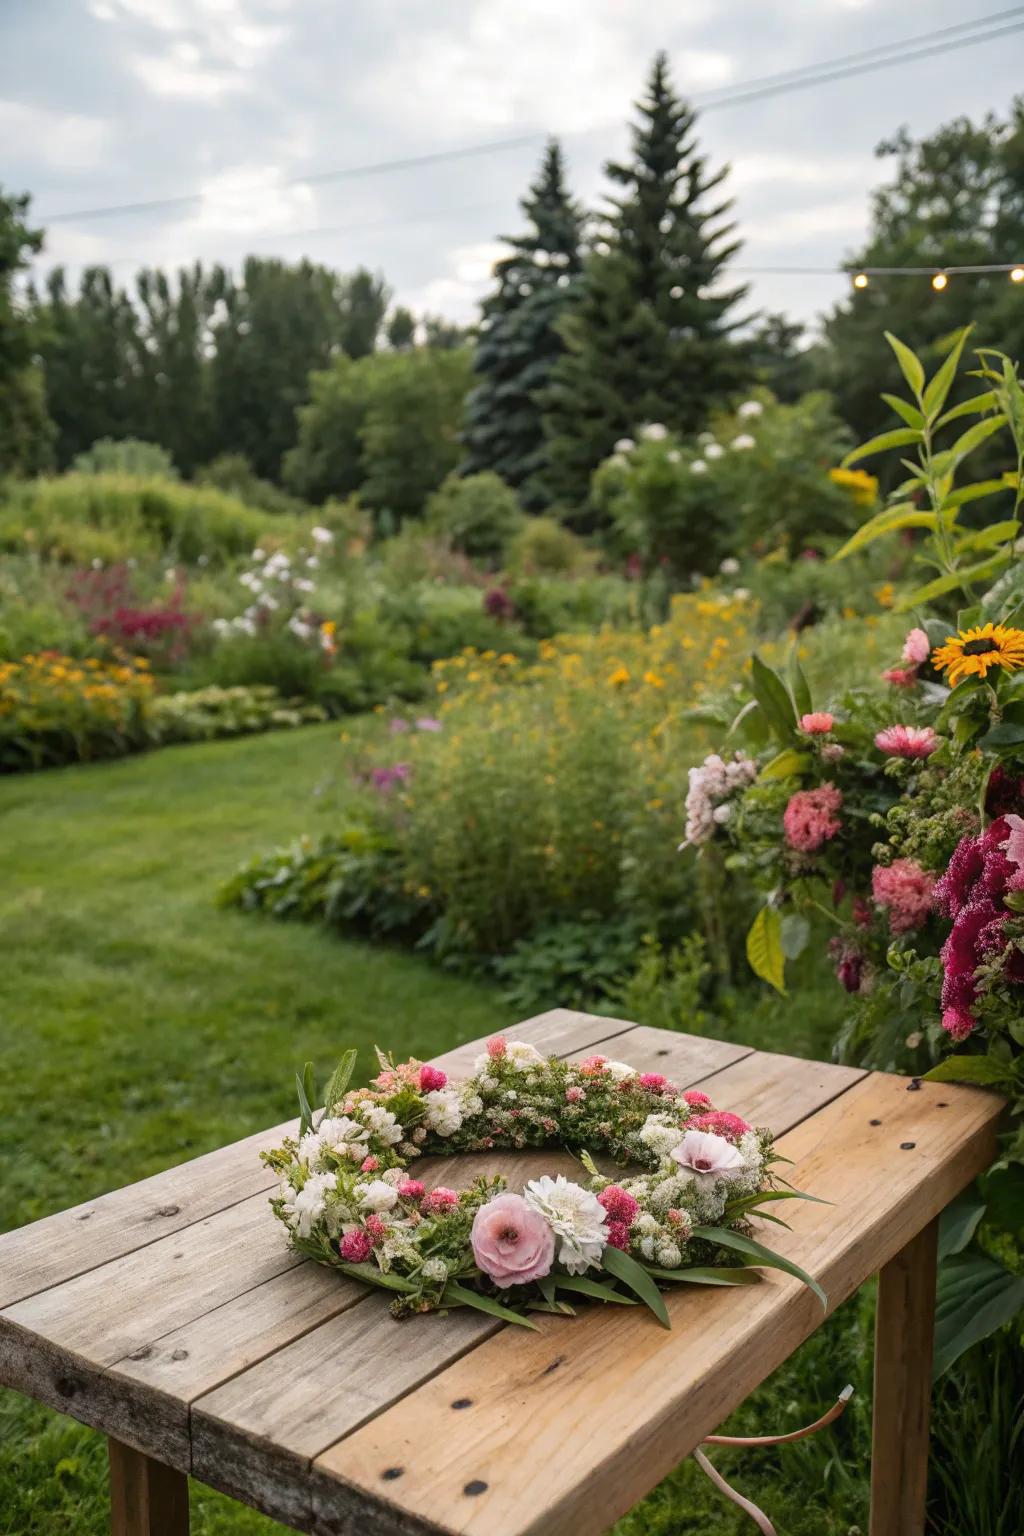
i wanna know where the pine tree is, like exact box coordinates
[541,54,749,514]
[461,139,584,509]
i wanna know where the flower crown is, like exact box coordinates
[262,1037,824,1328]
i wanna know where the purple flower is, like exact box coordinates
[370,762,411,792]
[415,716,443,732]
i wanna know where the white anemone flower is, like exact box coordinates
[524,1175,608,1274]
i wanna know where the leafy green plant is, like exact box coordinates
[425,471,524,563]
[72,437,179,479]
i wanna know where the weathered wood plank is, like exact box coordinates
[689,1047,866,1134]
[563,1022,752,1081]
[430,1009,639,1078]
[109,1436,189,1536]
[869,1218,938,1536]
[310,1075,1001,1536]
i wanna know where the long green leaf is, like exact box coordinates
[335,1261,418,1293]
[832,503,937,561]
[788,653,813,717]
[937,1188,986,1262]
[295,1063,315,1136]
[880,393,924,429]
[933,1251,1024,1379]
[750,654,796,739]
[898,552,1013,610]
[885,332,925,397]
[939,478,1011,511]
[442,1281,541,1329]
[924,1054,1016,1088]
[746,905,786,995]
[692,1226,827,1310]
[841,427,920,469]
[760,748,810,780]
[322,1049,358,1116]
[945,413,1007,466]
[954,521,1020,556]
[922,327,970,419]
[935,389,998,428]
[554,1274,637,1305]
[646,1266,763,1286]
[600,1245,671,1328]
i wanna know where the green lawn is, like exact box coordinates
[0,724,871,1535]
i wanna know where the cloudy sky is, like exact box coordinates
[3,0,1021,335]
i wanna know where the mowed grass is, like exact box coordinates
[0,723,870,1536]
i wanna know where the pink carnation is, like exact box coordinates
[364,1214,388,1242]
[360,1155,380,1173]
[683,1090,712,1109]
[871,859,936,935]
[398,1179,425,1200]
[565,1085,585,1103]
[486,1036,507,1059]
[338,1230,373,1262]
[799,711,834,735]
[637,1073,669,1093]
[421,1187,460,1215]
[419,1064,448,1092]
[470,1192,555,1287]
[883,666,918,688]
[597,1185,640,1223]
[686,1110,751,1141]
[875,724,938,759]
[783,784,843,852]
[902,628,931,665]
[604,1221,631,1251]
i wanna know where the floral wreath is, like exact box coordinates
[263,1037,824,1328]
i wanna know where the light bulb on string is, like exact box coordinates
[1011,267,1024,284]
[932,272,949,292]
[852,272,869,290]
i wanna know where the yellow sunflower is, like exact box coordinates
[931,622,1024,687]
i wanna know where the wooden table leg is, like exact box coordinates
[869,1218,938,1536]
[109,1437,189,1536]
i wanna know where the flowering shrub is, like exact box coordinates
[0,651,154,771]
[212,530,337,656]
[66,563,197,665]
[264,1039,819,1326]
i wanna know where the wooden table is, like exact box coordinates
[0,1010,1003,1536]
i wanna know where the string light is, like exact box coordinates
[843,261,1023,292]
[1012,266,1024,284]
[932,271,949,292]
[853,272,869,289]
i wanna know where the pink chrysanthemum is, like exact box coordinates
[638,1072,669,1093]
[421,1187,460,1215]
[398,1179,425,1200]
[338,1230,373,1262]
[683,1090,712,1109]
[798,711,834,735]
[875,724,938,759]
[686,1110,751,1141]
[360,1155,380,1173]
[597,1185,640,1223]
[604,1220,631,1251]
[902,628,931,665]
[871,859,936,935]
[419,1064,448,1092]
[565,1085,585,1103]
[882,666,918,687]
[783,784,843,852]
[486,1035,507,1059]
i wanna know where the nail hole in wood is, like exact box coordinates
[900,1141,916,1151]
[542,1356,564,1376]
[869,1118,882,1126]
[381,1468,404,1481]
[464,1480,488,1496]
[128,1346,153,1361]
[171,1348,189,1361]
[907,1078,922,1091]
[656,1049,670,1057]
[937,1101,949,1108]
[451,1397,473,1410]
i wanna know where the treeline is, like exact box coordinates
[2,59,1023,524]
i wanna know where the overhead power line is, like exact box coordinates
[38,8,1024,229]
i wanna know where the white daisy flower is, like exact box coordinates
[423,1088,463,1136]
[524,1175,608,1274]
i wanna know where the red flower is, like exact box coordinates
[686,1110,751,1141]
[597,1185,640,1223]
[338,1230,373,1262]
[604,1221,631,1251]
[419,1065,448,1092]
[682,1090,712,1109]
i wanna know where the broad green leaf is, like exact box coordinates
[954,521,1020,556]
[939,479,1011,511]
[933,1251,1024,1379]
[747,905,786,995]
[924,1054,1015,1088]
[600,1244,671,1328]
[553,1274,637,1304]
[880,393,924,429]
[898,552,1014,610]
[750,654,796,739]
[645,1266,763,1286]
[982,1163,1024,1236]
[937,1187,986,1262]
[832,504,937,561]
[295,1063,315,1137]
[935,390,998,429]
[322,1049,357,1115]
[978,722,1024,751]
[922,327,970,419]
[788,654,813,717]
[537,1274,557,1304]
[760,748,810,780]
[945,413,1008,466]
[442,1281,541,1329]
[840,428,921,469]
[885,332,925,397]
[336,1262,418,1293]
[692,1225,827,1310]
[780,912,811,960]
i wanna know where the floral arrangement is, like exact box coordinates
[263,1040,823,1329]
[0,649,155,772]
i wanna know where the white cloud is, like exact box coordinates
[130,51,248,101]
[0,100,111,170]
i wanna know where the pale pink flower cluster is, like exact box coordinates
[682,751,759,846]
[783,783,843,852]
[871,858,936,934]
[875,724,938,759]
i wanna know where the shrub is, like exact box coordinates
[0,557,88,660]
[0,651,154,771]
[72,437,179,479]
[505,516,590,575]
[65,563,198,666]
[425,471,524,562]
[0,474,278,565]
[150,685,326,743]
[194,453,309,517]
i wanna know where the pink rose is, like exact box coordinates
[798,711,834,735]
[470,1192,555,1288]
[902,627,931,665]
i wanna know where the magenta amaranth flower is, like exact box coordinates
[597,1185,640,1223]
[875,724,938,759]
[483,587,514,620]
[902,628,931,665]
[783,783,843,852]
[799,711,834,734]
[871,858,936,935]
[882,666,918,687]
[942,1006,976,1041]
[986,765,1024,819]
[338,1230,373,1262]
[604,1220,631,1251]
[686,1110,752,1142]
[418,1065,448,1092]
[828,936,865,993]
